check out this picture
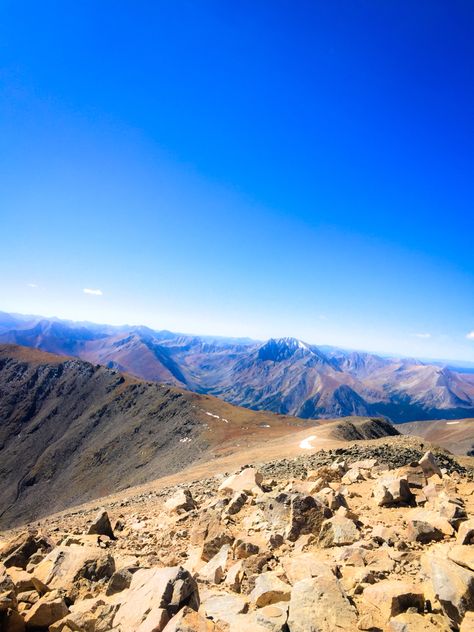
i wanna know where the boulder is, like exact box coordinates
[113,566,199,631]
[224,560,244,593]
[1,531,52,570]
[419,451,443,478]
[49,596,120,632]
[286,495,331,542]
[406,509,454,540]
[17,590,40,605]
[198,545,230,584]
[388,612,451,631]
[254,602,288,631]
[23,593,69,629]
[233,540,259,560]
[318,515,359,547]
[457,518,474,545]
[287,575,357,632]
[226,492,247,516]
[200,591,249,626]
[249,572,291,607]
[361,580,424,629]
[6,567,48,595]
[33,545,115,594]
[0,563,17,612]
[281,553,334,586]
[87,508,116,539]
[407,519,445,543]
[218,468,263,495]
[448,545,474,573]
[135,607,170,632]
[106,565,140,595]
[164,490,196,514]
[162,607,220,632]
[373,476,413,506]
[422,550,474,626]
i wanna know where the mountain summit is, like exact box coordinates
[257,337,314,362]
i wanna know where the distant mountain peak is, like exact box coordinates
[258,337,313,362]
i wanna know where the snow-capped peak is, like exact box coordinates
[258,337,312,362]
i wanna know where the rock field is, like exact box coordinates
[1,438,474,631]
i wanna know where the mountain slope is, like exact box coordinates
[0,345,400,528]
[0,345,301,528]
[400,418,474,455]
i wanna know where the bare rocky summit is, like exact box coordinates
[1,444,474,631]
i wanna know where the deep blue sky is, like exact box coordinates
[1,1,473,361]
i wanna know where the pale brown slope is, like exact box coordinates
[400,418,474,455]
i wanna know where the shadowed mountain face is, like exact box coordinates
[1,312,473,423]
[0,344,398,528]
[0,345,212,528]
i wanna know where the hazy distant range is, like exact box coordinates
[1,311,473,424]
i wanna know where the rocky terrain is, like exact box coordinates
[1,437,474,631]
[0,345,399,529]
[1,312,473,423]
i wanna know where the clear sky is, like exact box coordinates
[1,1,473,362]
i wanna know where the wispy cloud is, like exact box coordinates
[83,288,103,296]
[467,331,474,341]
[413,332,431,339]
[27,283,38,288]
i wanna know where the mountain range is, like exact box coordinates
[1,311,474,423]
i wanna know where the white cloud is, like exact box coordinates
[413,333,431,339]
[83,288,103,296]
[27,283,38,288]
[467,331,474,341]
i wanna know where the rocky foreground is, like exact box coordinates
[1,439,474,631]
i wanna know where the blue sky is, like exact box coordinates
[0,1,473,361]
